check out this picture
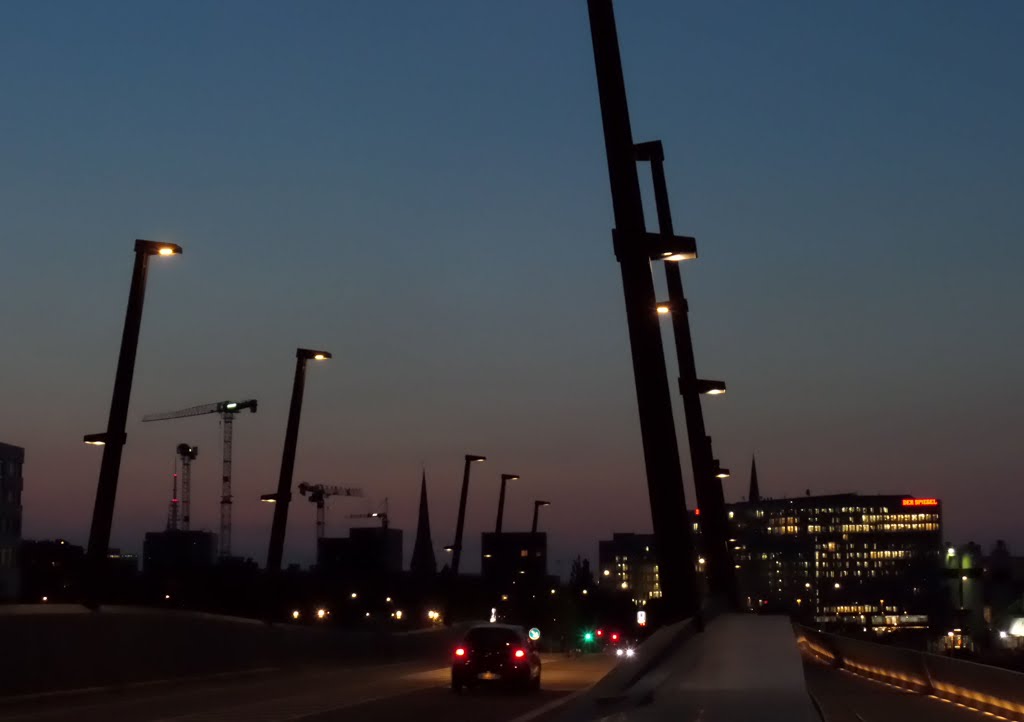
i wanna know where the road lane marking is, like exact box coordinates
[507,689,589,722]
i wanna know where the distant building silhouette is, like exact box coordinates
[318,526,402,579]
[19,538,83,602]
[143,529,216,576]
[0,442,24,601]
[410,470,436,576]
[748,456,760,503]
[480,532,548,587]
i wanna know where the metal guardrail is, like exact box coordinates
[795,624,1024,721]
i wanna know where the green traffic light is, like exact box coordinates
[583,631,594,643]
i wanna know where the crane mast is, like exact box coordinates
[176,443,198,531]
[143,399,256,557]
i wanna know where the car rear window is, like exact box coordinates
[465,628,520,650]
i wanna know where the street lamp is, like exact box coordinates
[696,379,727,396]
[265,348,331,572]
[495,474,520,533]
[712,461,730,479]
[85,239,181,608]
[531,500,551,534]
[588,0,703,621]
[449,454,486,575]
[634,135,736,607]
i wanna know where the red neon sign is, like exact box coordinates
[902,498,938,507]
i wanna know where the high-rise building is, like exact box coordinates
[597,533,661,606]
[727,493,943,630]
[0,442,24,601]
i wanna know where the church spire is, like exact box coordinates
[410,469,436,576]
[749,456,761,502]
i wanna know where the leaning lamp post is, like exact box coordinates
[530,500,551,534]
[495,473,520,533]
[265,348,331,572]
[449,454,486,575]
[85,239,181,608]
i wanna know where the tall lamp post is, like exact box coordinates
[586,0,701,620]
[637,139,736,606]
[85,239,182,607]
[265,348,331,573]
[495,474,519,533]
[530,500,551,535]
[449,454,485,575]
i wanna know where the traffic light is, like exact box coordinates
[596,629,604,638]
[611,632,619,642]
[583,631,594,643]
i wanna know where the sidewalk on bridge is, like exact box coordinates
[559,614,820,721]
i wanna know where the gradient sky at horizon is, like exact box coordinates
[2,1,1022,573]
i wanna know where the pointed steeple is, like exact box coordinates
[749,456,761,502]
[410,469,437,576]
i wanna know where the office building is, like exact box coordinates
[0,442,24,601]
[481,532,548,587]
[728,493,943,630]
[597,533,661,606]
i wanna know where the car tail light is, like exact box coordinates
[454,647,466,657]
[513,648,526,659]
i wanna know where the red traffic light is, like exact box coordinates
[596,629,604,637]
[611,632,619,642]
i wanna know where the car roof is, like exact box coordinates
[467,623,525,633]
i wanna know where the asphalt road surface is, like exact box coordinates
[0,654,615,722]
[803,657,991,722]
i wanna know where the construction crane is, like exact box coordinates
[143,399,257,557]
[298,483,363,542]
[166,463,180,531]
[348,498,390,529]
[176,443,199,530]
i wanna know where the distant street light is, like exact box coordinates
[712,461,730,479]
[655,301,671,315]
[449,454,486,575]
[265,348,331,572]
[85,239,181,608]
[260,493,279,503]
[531,500,551,534]
[495,474,520,533]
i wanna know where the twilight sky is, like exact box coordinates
[2,1,1022,573]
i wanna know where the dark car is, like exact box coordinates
[451,623,541,693]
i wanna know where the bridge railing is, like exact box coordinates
[795,624,1024,721]
[0,605,467,698]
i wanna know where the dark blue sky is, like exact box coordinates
[2,1,1022,571]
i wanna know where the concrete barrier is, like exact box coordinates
[795,625,1024,721]
[0,605,465,697]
